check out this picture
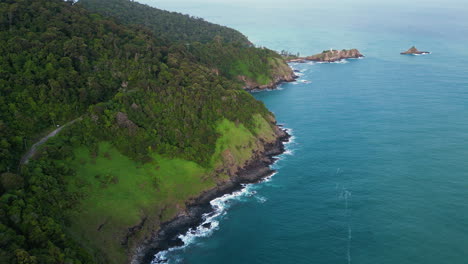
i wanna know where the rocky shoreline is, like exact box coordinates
[130,124,291,264]
[287,48,364,63]
[242,73,298,91]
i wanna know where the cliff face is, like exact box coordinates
[401,46,430,55]
[129,116,290,264]
[241,57,296,90]
[288,49,364,63]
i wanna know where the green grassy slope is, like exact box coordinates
[64,116,276,263]
[67,142,211,261]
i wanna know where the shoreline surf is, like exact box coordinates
[130,124,292,264]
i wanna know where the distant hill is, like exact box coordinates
[78,0,251,45]
[78,0,294,89]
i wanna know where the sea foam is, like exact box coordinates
[333,59,349,64]
[152,185,257,263]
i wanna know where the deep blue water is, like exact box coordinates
[146,1,468,263]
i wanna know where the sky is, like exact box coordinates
[137,0,467,9]
[132,0,468,55]
[135,0,468,29]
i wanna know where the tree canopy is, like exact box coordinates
[0,0,285,263]
[78,0,252,45]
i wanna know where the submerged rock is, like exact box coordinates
[401,46,430,55]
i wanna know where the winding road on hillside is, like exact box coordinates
[20,117,82,165]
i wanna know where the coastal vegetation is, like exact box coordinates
[279,50,301,61]
[0,0,289,263]
[78,0,252,45]
[78,0,293,88]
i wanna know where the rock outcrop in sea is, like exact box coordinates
[400,46,430,55]
[287,49,364,63]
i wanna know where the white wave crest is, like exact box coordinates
[412,52,430,56]
[284,128,296,145]
[284,127,293,135]
[332,59,349,64]
[255,196,267,203]
[250,86,284,93]
[152,185,258,263]
[260,171,277,183]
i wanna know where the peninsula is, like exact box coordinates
[0,0,294,264]
[401,46,430,55]
[286,49,364,63]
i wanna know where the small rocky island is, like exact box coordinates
[401,46,430,55]
[286,49,364,63]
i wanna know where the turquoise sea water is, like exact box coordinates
[146,1,468,263]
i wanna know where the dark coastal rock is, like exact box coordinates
[130,124,291,264]
[400,46,430,55]
[288,48,364,63]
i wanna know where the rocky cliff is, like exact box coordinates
[130,118,290,264]
[287,49,364,63]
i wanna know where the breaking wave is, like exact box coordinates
[332,59,349,64]
[152,184,257,264]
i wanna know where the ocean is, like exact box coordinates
[142,0,468,263]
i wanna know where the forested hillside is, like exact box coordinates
[0,0,286,263]
[78,0,294,88]
[79,0,251,45]
[0,0,169,172]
